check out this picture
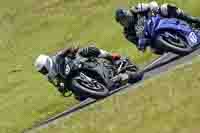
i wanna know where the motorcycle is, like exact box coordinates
[57,55,142,100]
[144,15,200,55]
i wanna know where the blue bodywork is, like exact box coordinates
[144,15,200,47]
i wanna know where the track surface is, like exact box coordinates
[24,48,200,133]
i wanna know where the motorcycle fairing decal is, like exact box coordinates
[65,64,71,75]
[188,32,198,47]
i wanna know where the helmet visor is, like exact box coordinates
[39,66,49,75]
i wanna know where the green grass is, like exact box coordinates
[35,56,200,133]
[0,0,199,132]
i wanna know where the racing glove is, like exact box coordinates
[58,82,66,95]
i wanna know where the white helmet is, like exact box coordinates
[34,54,53,75]
[133,1,159,13]
[134,3,149,12]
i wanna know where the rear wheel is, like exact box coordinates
[71,73,109,99]
[154,32,193,55]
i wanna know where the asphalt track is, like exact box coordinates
[24,48,200,133]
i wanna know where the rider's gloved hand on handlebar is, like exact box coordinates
[58,82,66,95]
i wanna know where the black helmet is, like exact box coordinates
[115,8,132,27]
[115,8,126,22]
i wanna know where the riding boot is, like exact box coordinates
[111,71,143,86]
[111,73,128,85]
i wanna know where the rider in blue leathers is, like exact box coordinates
[115,1,200,52]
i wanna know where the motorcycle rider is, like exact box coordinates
[34,44,138,95]
[115,1,200,52]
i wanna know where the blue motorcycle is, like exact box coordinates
[144,15,200,55]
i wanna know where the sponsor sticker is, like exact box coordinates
[65,65,71,75]
[189,32,198,44]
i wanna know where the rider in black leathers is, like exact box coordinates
[115,1,200,52]
[34,44,137,95]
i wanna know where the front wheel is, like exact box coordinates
[154,32,193,55]
[71,73,109,99]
